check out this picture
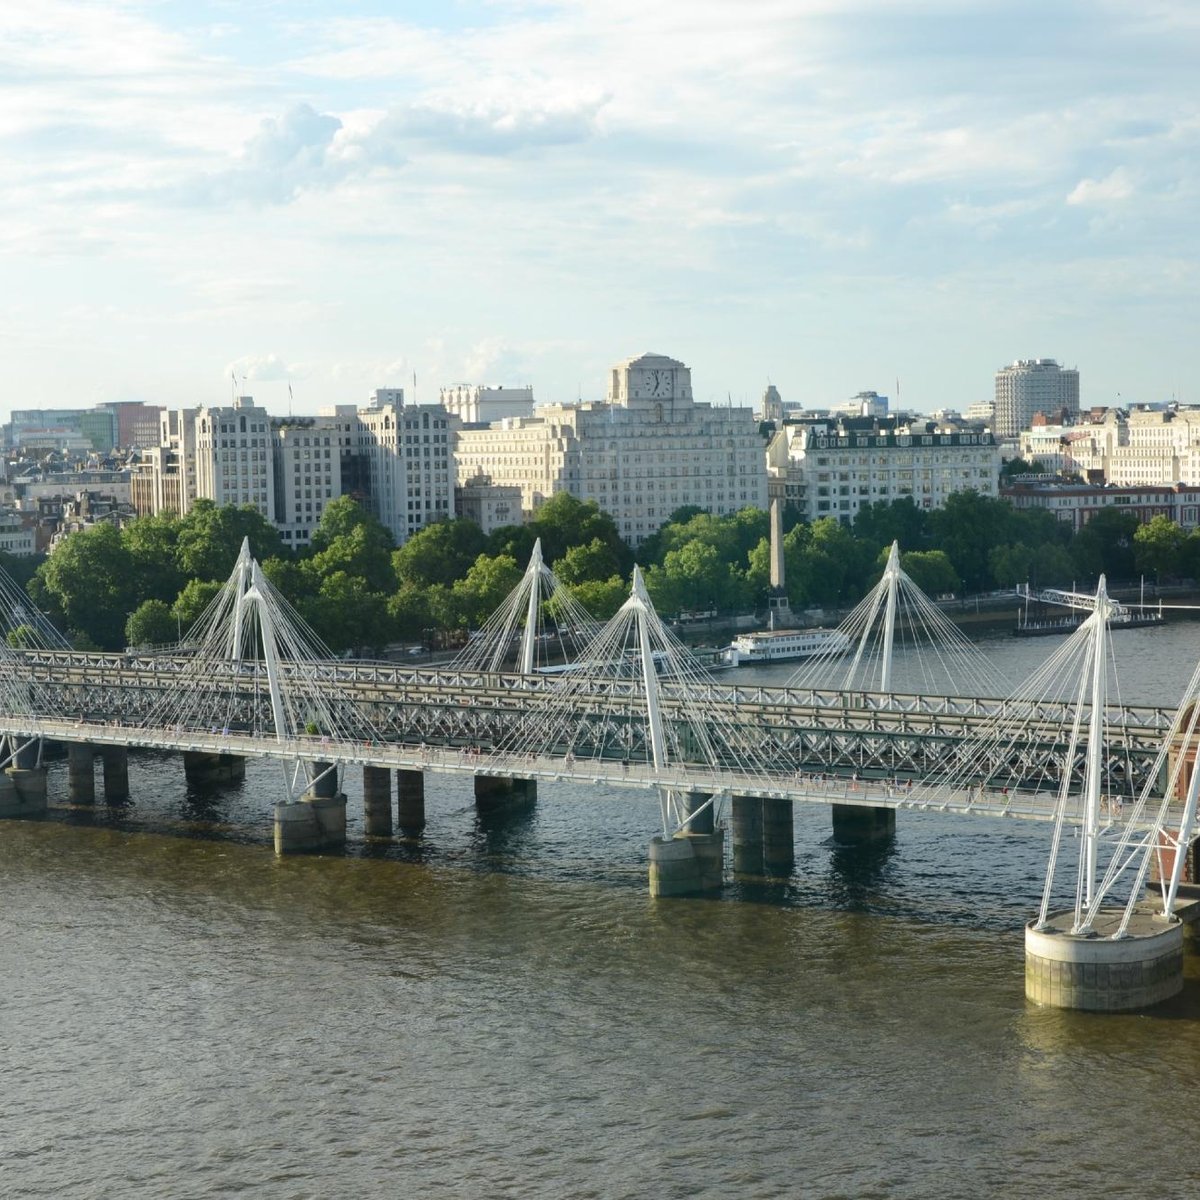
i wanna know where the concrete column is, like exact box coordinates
[475,774,537,815]
[679,791,714,834]
[362,764,393,838]
[12,738,40,770]
[0,771,40,819]
[101,746,129,802]
[762,796,795,874]
[184,751,246,786]
[731,794,764,875]
[1026,913,1183,1011]
[648,831,725,897]
[832,803,896,845]
[67,743,96,804]
[274,760,347,855]
[3,742,48,816]
[396,769,426,832]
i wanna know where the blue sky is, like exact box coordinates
[2,1,1197,417]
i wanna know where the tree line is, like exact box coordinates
[9,490,1198,655]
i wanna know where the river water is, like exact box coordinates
[5,622,1200,1198]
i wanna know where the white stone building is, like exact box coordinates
[192,397,275,519]
[456,474,523,533]
[440,384,535,425]
[355,399,454,543]
[272,415,348,548]
[994,359,1080,438]
[768,417,999,521]
[454,353,768,546]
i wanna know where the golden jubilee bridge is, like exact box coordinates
[2,539,1200,1012]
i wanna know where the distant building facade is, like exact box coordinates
[994,359,1080,438]
[454,353,768,545]
[767,416,999,521]
[440,384,535,425]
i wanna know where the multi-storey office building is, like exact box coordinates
[454,353,767,546]
[193,397,275,519]
[440,384,534,425]
[767,416,999,522]
[994,359,1080,438]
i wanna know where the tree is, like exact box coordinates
[310,521,397,593]
[33,524,137,649]
[305,572,392,654]
[562,576,628,621]
[928,491,1018,592]
[988,543,1034,589]
[1071,506,1139,583]
[172,579,223,634]
[450,554,524,630]
[556,537,623,586]
[644,541,747,615]
[175,500,283,581]
[125,599,177,648]
[394,519,487,588]
[853,498,929,555]
[121,513,184,604]
[899,549,959,596]
[529,492,630,571]
[1134,515,1186,582]
[387,584,435,642]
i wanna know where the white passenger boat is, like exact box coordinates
[721,627,850,666]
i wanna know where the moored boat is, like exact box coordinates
[721,627,850,666]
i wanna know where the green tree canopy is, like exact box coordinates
[121,512,184,603]
[125,599,177,648]
[555,537,624,586]
[32,523,137,649]
[176,500,284,581]
[450,553,524,630]
[1133,514,1187,581]
[172,579,224,634]
[1071,506,1139,583]
[899,549,959,596]
[394,519,488,588]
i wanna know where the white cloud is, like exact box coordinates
[1066,167,1135,206]
[225,353,297,383]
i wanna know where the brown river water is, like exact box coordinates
[4,621,1200,1198]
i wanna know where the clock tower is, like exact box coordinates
[608,352,693,409]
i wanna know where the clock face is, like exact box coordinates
[647,369,672,398]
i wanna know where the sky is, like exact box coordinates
[2,1,1198,418]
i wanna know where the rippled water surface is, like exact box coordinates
[5,621,1200,1198]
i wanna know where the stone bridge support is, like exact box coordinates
[731,794,764,875]
[101,746,129,802]
[362,765,393,837]
[832,803,895,845]
[273,760,347,855]
[0,737,46,818]
[184,751,246,787]
[474,774,536,815]
[397,769,426,833]
[67,743,96,804]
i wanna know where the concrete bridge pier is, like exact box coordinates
[274,761,347,855]
[679,791,714,834]
[184,751,246,787]
[67,743,96,804]
[101,746,130,802]
[1,737,46,817]
[762,797,795,874]
[832,803,895,845]
[474,774,537,815]
[731,795,764,875]
[648,830,725,897]
[362,765,393,837]
[396,769,426,833]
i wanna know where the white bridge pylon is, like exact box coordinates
[451,538,601,674]
[789,541,1009,699]
[911,574,1200,935]
[141,539,386,801]
[490,565,775,836]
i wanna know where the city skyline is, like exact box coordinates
[3,2,1198,417]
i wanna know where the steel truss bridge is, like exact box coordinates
[0,648,1183,830]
